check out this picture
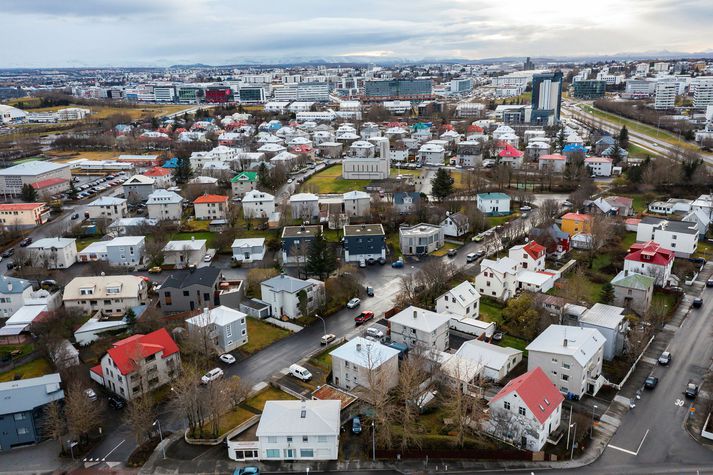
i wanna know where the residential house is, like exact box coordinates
[89,328,181,401]
[456,141,482,167]
[455,340,522,382]
[399,223,444,255]
[594,135,616,155]
[440,212,469,237]
[231,238,266,263]
[193,194,229,220]
[162,239,207,268]
[436,281,480,319]
[86,196,128,221]
[579,303,629,360]
[185,306,248,353]
[63,275,148,317]
[636,217,698,257]
[393,191,421,214]
[159,266,221,313]
[0,374,65,451]
[560,213,592,236]
[683,209,710,239]
[231,172,258,197]
[142,166,175,188]
[289,193,320,220]
[417,143,446,165]
[108,217,157,236]
[498,144,524,168]
[343,224,386,263]
[538,154,567,173]
[146,189,184,222]
[526,141,551,160]
[248,400,341,461]
[77,236,146,267]
[477,192,511,215]
[26,237,77,269]
[330,337,400,392]
[623,240,675,287]
[281,225,322,264]
[122,174,156,201]
[487,367,563,451]
[526,325,606,398]
[0,276,35,319]
[343,191,371,217]
[647,198,692,215]
[242,190,275,219]
[529,224,570,257]
[610,270,655,316]
[388,306,451,351]
[0,203,51,230]
[260,273,325,319]
[585,156,613,177]
[509,241,546,271]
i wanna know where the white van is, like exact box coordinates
[366,327,384,339]
[201,367,224,384]
[289,364,313,381]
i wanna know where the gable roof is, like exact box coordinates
[330,337,400,368]
[193,194,228,204]
[143,167,171,177]
[580,303,626,329]
[490,367,563,424]
[456,339,521,372]
[388,306,451,332]
[256,400,341,437]
[523,241,546,260]
[393,191,421,205]
[626,240,675,266]
[186,305,246,327]
[611,270,655,291]
[478,192,510,201]
[31,177,68,189]
[231,172,258,183]
[0,202,46,211]
[439,281,480,307]
[562,212,591,222]
[106,328,179,375]
[123,174,155,185]
[498,144,523,158]
[261,273,314,294]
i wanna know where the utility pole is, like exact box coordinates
[570,422,577,460]
[566,405,573,449]
[372,421,376,461]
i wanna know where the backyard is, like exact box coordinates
[0,358,52,382]
[241,318,291,355]
[300,164,371,194]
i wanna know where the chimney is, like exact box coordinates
[7,282,12,292]
[563,338,568,347]
[413,309,418,319]
[624,269,628,276]
[191,236,195,241]
[356,343,362,352]
[280,272,285,278]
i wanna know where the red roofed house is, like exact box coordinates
[31,177,70,198]
[89,328,181,400]
[538,154,567,173]
[143,166,175,189]
[194,194,229,220]
[0,202,51,230]
[487,367,564,451]
[508,241,546,271]
[624,241,675,287]
[498,144,524,168]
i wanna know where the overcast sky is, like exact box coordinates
[1,0,712,67]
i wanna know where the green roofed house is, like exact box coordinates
[610,270,655,316]
[231,171,258,198]
[476,192,511,216]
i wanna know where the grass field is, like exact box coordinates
[486,214,517,228]
[0,358,52,382]
[241,318,291,355]
[8,98,190,121]
[620,232,637,251]
[500,335,528,353]
[431,242,459,257]
[244,386,296,412]
[479,298,504,324]
[652,291,678,317]
[75,236,105,252]
[50,151,124,162]
[301,164,371,193]
[627,143,658,158]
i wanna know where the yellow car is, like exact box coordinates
[148,266,162,274]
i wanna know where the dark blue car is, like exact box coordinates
[391,260,404,268]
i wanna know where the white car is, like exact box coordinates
[84,388,97,401]
[201,367,224,384]
[219,353,236,364]
[203,253,212,262]
[287,178,294,184]
[347,297,361,309]
[366,327,384,339]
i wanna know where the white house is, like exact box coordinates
[417,143,446,166]
[0,276,33,318]
[623,240,675,287]
[26,237,77,269]
[260,273,325,320]
[193,194,229,221]
[231,238,266,263]
[436,281,480,319]
[342,191,371,217]
[330,337,400,392]
[185,306,248,354]
[455,339,522,382]
[388,306,451,351]
[63,275,148,317]
[290,193,320,220]
[636,217,698,257]
[509,241,546,271]
[250,399,341,461]
[399,223,444,255]
[146,189,184,222]
[584,156,613,177]
[579,303,628,360]
[538,154,567,173]
[487,367,564,451]
[162,239,207,268]
[526,325,605,398]
[440,212,469,237]
[477,192,511,215]
[77,236,145,268]
[86,196,128,221]
[242,190,275,219]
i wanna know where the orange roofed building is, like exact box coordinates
[193,194,229,220]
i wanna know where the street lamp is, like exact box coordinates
[371,421,376,462]
[314,314,327,337]
[591,404,598,436]
[570,422,577,460]
[153,419,165,459]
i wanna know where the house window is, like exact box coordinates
[226,326,232,337]
[14,413,27,421]
[562,362,570,369]
[266,449,280,458]
[286,436,293,442]
[504,401,511,410]
[317,435,327,443]
[518,407,526,416]
[302,436,309,442]
[300,449,314,458]
[561,374,569,381]
[267,436,278,443]
[17,427,29,435]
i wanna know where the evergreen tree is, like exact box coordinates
[556,127,566,150]
[125,308,137,328]
[431,168,454,201]
[305,229,337,281]
[610,140,625,165]
[21,183,37,202]
[68,180,78,200]
[618,125,629,150]
[599,283,615,304]
[173,156,192,184]
[257,162,272,191]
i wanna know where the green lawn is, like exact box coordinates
[301,164,372,193]
[479,298,504,325]
[241,318,291,355]
[0,358,52,382]
[244,386,297,412]
[322,228,341,243]
[628,143,658,158]
[0,343,34,359]
[652,291,678,316]
[500,335,529,353]
[75,236,104,252]
[620,232,637,251]
[431,242,459,257]
[385,232,401,258]
[486,213,517,228]
[390,167,422,177]
[693,240,713,259]
[194,406,255,439]
[592,254,612,273]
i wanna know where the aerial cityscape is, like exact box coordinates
[1,2,713,475]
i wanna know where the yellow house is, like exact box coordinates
[561,212,592,235]
[0,202,50,230]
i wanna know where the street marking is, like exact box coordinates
[607,444,637,455]
[636,429,650,454]
[607,429,649,456]
[103,439,125,459]
[675,399,685,407]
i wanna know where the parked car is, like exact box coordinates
[219,354,236,364]
[520,205,532,212]
[148,266,162,274]
[658,351,671,365]
[320,334,336,345]
[288,364,312,381]
[40,279,58,289]
[391,260,404,268]
[644,376,659,389]
[378,257,386,265]
[234,466,260,475]
[366,327,384,339]
[692,297,703,309]
[359,259,366,268]
[19,238,32,247]
[1,248,13,258]
[685,382,699,399]
[352,416,362,434]
[108,395,126,409]
[472,234,484,242]
[346,298,361,309]
[287,178,294,184]
[366,286,374,297]
[354,311,375,325]
[84,388,97,401]
[466,252,477,263]
[203,253,212,262]
[707,278,713,288]
[71,213,80,220]
[492,331,504,342]
[201,368,224,384]
[447,248,457,258]
[366,257,376,265]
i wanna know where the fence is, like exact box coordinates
[374,448,532,461]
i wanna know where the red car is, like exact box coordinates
[354,311,375,325]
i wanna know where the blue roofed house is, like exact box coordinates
[0,373,65,451]
[476,192,511,216]
[161,157,179,169]
[562,144,586,159]
[594,135,616,155]
[343,224,386,263]
[393,192,421,214]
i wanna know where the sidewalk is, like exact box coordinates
[0,440,76,475]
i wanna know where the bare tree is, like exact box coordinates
[224,376,251,409]
[586,214,614,266]
[170,366,205,436]
[533,199,561,227]
[439,358,488,448]
[41,400,66,442]
[359,343,397,450]
[394,348,428,450]
[559,268,592,305]
[65,382,103,443]
[124,395,156,445]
